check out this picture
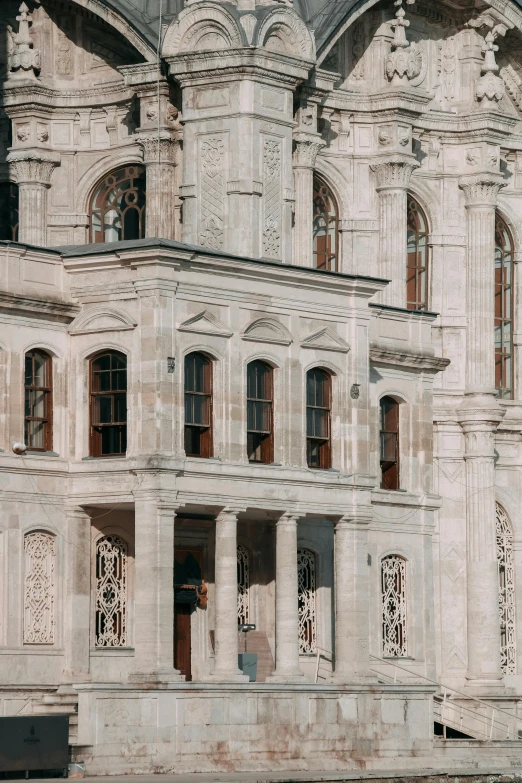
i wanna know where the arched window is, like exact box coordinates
[184,352,213,458]
[247,360,273,463]
[297,548,316,654]
[0,182,19,241]
[89,351,127,457]
[406,195,429,310]
[23,531,56,644]
[25,349,52,452]
[95,535,128,648]
[382,555,407,657]
[313,175,338,271]
[90,165,146,243]
[237,544,250,625]
[380,396,400,490]
[306,368,331,469]
[495,214,514,399]
[496,504,516,674]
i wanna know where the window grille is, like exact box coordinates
[90,165,146,243]
[406,195,429,310]
[24,350,52,452]
[237,544,250,625]
[89,351,127,457]
[297,548,316,653]
[0,182,19,241]
[382,555,407,657]
[23,531,56,644]
[313,176,338,271]
[495,214,514,399]
[496,504,516,674]
[95,535,128,647]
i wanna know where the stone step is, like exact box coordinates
[238,630,274,682]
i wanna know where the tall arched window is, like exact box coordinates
[237,544,250,625]
[184,352,213,458]
[495,214,514,399]
[89,351,127,457]
[25,349,52,452]
[306,368,331,469]
[23,531,56,644]
[297,548,316,654]
[95,535,128,648]
[313,175,338,271]
[247,360,273,463]
[0,182,19,241]
[382,554,407,657]
[90,165,146,243]
[380,396,400,490]
[496,504,516,674]
[406,195,429,310]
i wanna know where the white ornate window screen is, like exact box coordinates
[237,544,250,624]
[95,535,128,647]
[496,504,516,674]
[297,548,317,654]
[23,531,56,644]
[382,555,407,657]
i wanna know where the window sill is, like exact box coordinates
[382,656,415,661]
[25,450,60,457]
[82,455,127,460]
[90,647,135,657]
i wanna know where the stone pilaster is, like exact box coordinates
[266,513,304,682]
[131,498,184,682]
[63,506,91,683]
[333,510,372,683]
[7,149,59,246]
[370,155,419,307]
[292,133,325,268]
[210,508,248,682]
[138,133,181,240]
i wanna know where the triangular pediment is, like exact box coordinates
[178,310,232,338]
[241,317,292,346]
[301,326,350,353]
[70,307,137,335]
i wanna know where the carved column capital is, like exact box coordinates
[137,132,181,165]
[7,148,60,185]
[370,155,419,190]
[458,172,505,207]
[292,132,326,169]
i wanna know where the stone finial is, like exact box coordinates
[385,0,421,86]
[7,2,41,79]
[475,31,504,108]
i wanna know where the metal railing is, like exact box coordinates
[314,647,333,683]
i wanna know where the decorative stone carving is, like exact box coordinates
[385,1,422,86]
[370,155,419,190]
[476,32,504,108]
[496,505,516,676]
[200,136,225,250]
[95,535,128,648]
[239,14,257,44]
[263,138,282,259]
[7,149,59,245]
[297,548,316,654]
[7,149,59,185]
[381,555,407,657]
[7,2,41,79]
[292,133,325,169]
[138,133,180,165]
[458,172,505,207]
[23,531,56,645]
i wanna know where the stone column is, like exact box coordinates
[211,508,248,681]
[458,173,506,685]
[333,510,372,683]
[7,149,59,246]
[267,513,304,681]
[63,506,91,683]
[370,155,418,307]
[132,497,184,682]
[138,134,181,240]
[292,133,325,268]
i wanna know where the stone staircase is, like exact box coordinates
[31,685,79,744]
[238,631,274,682]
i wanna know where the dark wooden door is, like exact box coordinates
[174,603,192,681]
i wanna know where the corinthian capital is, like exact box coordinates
[458,172,505,207]
[137,132,181,165]
[7,148,60,185]
[370,154,419,190]
[292,132,326,169]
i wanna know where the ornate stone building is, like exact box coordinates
[1,0,522,774]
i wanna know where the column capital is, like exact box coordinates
[335,508,373,528]
[370,154,419,190]
[458,172,505,207]
[7,148,60,185]
[137,132,181,165]
[276,511,301,526]
[292,132,325,169]
[216,506,247,521]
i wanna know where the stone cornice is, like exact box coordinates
[0,290,79,321]
[370,345,450,373]
[1,83,134,111]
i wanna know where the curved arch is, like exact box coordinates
[243,352,282,370]
[89,164,146,243]
[70,307,137,336]
[407,193,430,311]
[22,522,61,537]
[163,3,243,55]
[256,8,315,59]
[76,151,143,217]
[407,178,439,234]
[303,359,341,377]
[496,196,522,253]
[79,342,130,362]
[241,316,293,346]
[181,344,221,363]
[22,341,63,360]
[314,157,349,217]
[378,389,411,406]
[313,173,339,272]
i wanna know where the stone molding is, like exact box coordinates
[458,172,506,206]
[7,148,60,185]
[370,155,419,190]
[370,345,450,373]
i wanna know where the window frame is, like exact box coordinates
[312,174,339,272]
[0,181,19,241]
[89,350,128,458]
[24,349,53,453]
[246,360,274,464]
[380,396,400,490]
[184,352,213,459]
[406,194,429,311]
[495,212,515,400]
[306,367,332,470]
[89,165,146,244]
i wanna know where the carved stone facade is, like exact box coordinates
[2,0,522,774]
